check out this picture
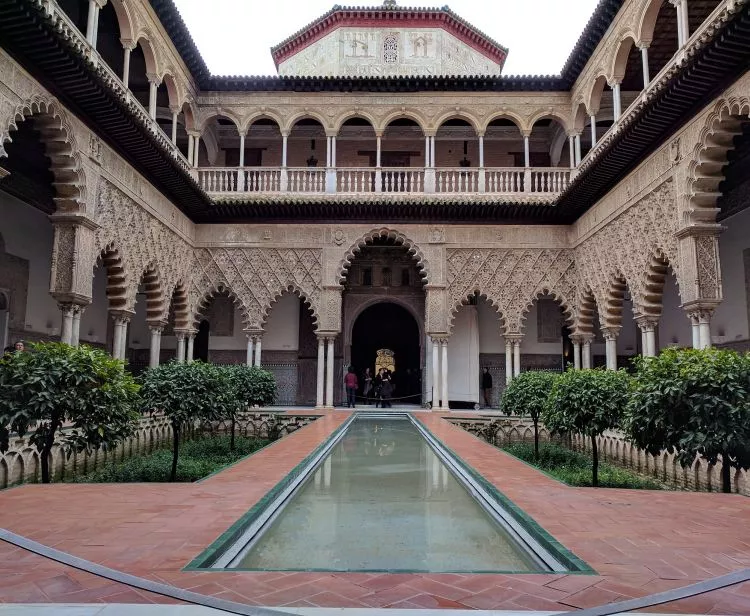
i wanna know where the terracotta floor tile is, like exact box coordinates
[0,411,749,613]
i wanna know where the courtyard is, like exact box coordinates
[0,410,749,613]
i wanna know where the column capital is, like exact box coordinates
[504,333,524,342]
[120,38,137,51]
[607,77,622,88]
[601,326,621,341]
[520,129,532,138]
[634,315,659,332]
[146,72,162,86]
[148,320,168,334]
[324,130,339,138]
[110,309,134,323]
[637,41,651,50]
[316,332,338,341]
[173,328,191,340]
[567,130,582,138]
[93,0,108,8]
[186,129,201,138]
[685,307,714,324]
[429,334,449,344]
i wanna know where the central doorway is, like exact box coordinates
[351,302,421,405]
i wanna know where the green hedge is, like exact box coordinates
[72,435,269,483]
[502,442,664,490]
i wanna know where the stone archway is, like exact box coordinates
[351,302,422,405]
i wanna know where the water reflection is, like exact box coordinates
[236,417,538,572]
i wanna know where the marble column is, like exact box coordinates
[250,334,255,366]
[112,313,131,361]
[316,336,325,408]
[431,337,440,408]
[254,336,262,367]
[523,134,530,167]
[574,133,582,165]
[636,316,658,357]
[602,327,620,371]
[590,114,597,147]
[568,135,575,169]
[85,0,98,45]
[513,339,521,376]
[582,335,594,369]
[170,108,179,144]
[440,338,449,411]
[612,81,622,121]
[71,305,84,347]
[186,333,195,364]
[687,309,713,350]
[639,44,651,88]
[149,325,162,369]
[175,332,186,364]
[325,337,335,408]
[505,338,513,384]
[59,304,75,346]
[147,74,159,120]
[122,43,134,88]
[572,338,582,369]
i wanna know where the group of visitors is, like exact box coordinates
[344,366,395,408]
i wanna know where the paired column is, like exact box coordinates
[325,134,337,193]
[244,332,263,366]
[505,338,513,384]
[187,132,201,167]
[423,134,436,193]
[314,334,337,408]
[635,316,659,357]
[428,336,450,410]
[111,311,133,362]
[148,324,163,369]
[687,309,713,350]
[602,327,620,370]
[670,0,690,47]
[505,334,523,378]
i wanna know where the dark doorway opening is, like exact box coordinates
[351,302,421,405]
[194,320,210,363]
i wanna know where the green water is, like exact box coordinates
[235,416,539,572]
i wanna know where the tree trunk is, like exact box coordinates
[230,415,236,451]
[170,423,180,482]
[721,455,732,493]
[40,419,60,484]
[591,435,599,487]
[533,418,539,460]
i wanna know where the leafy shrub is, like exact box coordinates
[626,348,750,493]
[74,435,269,483]
[223,366,277,449]
[140,362,234,481]
[0,342,139,483]
[503,442,662,489]
[502,371,558,458]
[544,369,630,487]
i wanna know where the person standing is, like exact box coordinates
[344,366,359,409]
[482,367,493,408]
[381,374,394,409]
[362,367,373,405]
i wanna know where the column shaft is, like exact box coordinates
[60,306,74,345]
[325,337,335,407]
[281,135,288,167]
[568,135,575,169]
[573,342,582,369]
[376,136,382,167]
[505,339,513,384]
[440,340,449,410]
[187,134,194,165]
[316,337,325,408]
[523,135,530,168]
[699,320,712,349]
[582,341,592,369]
[193,136,200,167]
[575,134,582,165]
[590,114,597,146]
[254,337,262,367]
[432,338,440,408]
[478,135,484,168]
[149,328,161,369]
[71,307,82,347]
[122,47,131,88]
[148,80,157,120]
[171,111,178,144]
[85,0,97,44]
[176,335,186,364]
[238,134,245,167]
[606,337,617,370]
[640,46,650,88]
[430,136,436,168]
[612,82,622,120]
[246,336,254,366]
[513,341,521,376]
[680,0,690,44]
[186,335,195,364]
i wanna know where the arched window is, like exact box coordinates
[383,34,398,64]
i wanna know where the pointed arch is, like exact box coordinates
[97,243,128,311]
[337,228,429,284]
[168,281,190,330]
[519,288,575,334]
[686,97,750,224]
[639,251,673,319]
[601,271,630,329]
[135,262,166,324]
[0,95,86,212]
[448,290,506,335]
[191,283,251,329]
[260,285,319,330]
[574,286,599,336]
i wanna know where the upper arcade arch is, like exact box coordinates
[433,112,482,136]
[108,0,134,42]
[611,35,638,84]
[332,111,378,135]
[638,0,667,46]
[284,111,331,135]
[378,111,428,135]
[479,111,525,135]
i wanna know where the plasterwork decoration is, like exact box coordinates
[575,179,680,328]
[445,248,577,335]
[0,94,86,213]
[190,248,322,331]
[425,288,448,335]
[95,180,194,320]
[695,235,721,301]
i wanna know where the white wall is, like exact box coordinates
[78,268,109,345]
[713,206,750,344]
[0,191,59,336]
[448,305,479,402]
[658,271,693,349]
[263,293,300,351]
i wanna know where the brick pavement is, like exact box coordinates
[0,410,749,613]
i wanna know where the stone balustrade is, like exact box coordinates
[0,411,320,489]
[198,166,571,197]
[449,415,749,496]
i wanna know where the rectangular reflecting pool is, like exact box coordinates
[192,414,590,573]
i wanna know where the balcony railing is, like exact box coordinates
[199,166,572,197]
